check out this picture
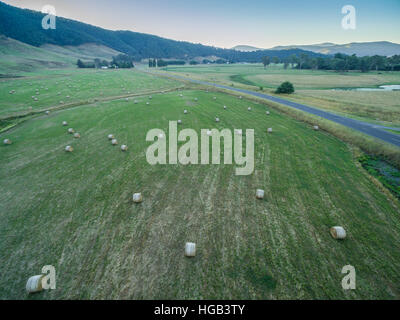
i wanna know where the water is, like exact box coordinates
[333,85,400,92]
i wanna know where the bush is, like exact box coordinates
[275,81,295,94]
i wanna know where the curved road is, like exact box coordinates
[152,72,400,148]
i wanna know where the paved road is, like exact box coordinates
[155,72,400,148]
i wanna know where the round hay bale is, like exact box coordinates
[149,96,152,99]
[45,111,50,115]
[126,98,129,102]
[248,107,252,111]
[108,134,115,140]
[26,275,44,294]
[239,96,242,99]
[215,117,220,123]
[213,97,217,100]
[185,242,196,257]
[313,125,319,131]
[74,133,80,139]
[121,144,128,151]
[267,128,273,133]
[3,139,12,145]
[146,102,150,105]
[34,98,38,101]
[184,110,188,114]
[111,139,118,145]
[66,95,70,99]
[68,128,75,134]
[256,189,265,199]
[330,226,346,240]
[62,121,68,126]
[134,100,138,104]
[266,111,270,115]
[132,193,143,203]
[65,146,73,152]
[179,94,183,97]
[178,120,182,124]
[223,106,227,110]
[194,98,198,101]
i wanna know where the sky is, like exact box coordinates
[2,0,400,48]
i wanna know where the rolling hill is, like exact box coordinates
[0,1,322,63]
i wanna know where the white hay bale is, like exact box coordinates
[313,125,319,131]
[146,102,150,105]
[121,144,128,151]
[60,101,64,104]
[184,110,188,114]
[185,242,196,257]
[178,120,182,124]
[134,100,138,104]
[239,96,242,99]
[248,107,252,111]
[3,139,12,145]
[74,133,80,139]
[256,189,265,199]
[267,128,273,133]
[66,95,70,99]
[223,106,227,110]
[45,111,50,115]
[65,146,73,152]
[62,121,68,126]
[26,275,44,294]
[126,98,129,102]
[213,97,217,100]
[111,139,118,145]
[68,128,75,134]
[132,193,143,203]
[34,98,38,101]
[330,226,346,240]
[215,117,220,123]
[194,98,198,101]
[266,111,270,115]
[108,134,115,140]
[149,96,152,99]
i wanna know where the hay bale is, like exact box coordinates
[34,98,38,101]
[149,96,152,99]
[313,125,319,131]
[185,242,196,257]
[239,96,242,99]
[266,111,270,115]
[330,226,346,240]
[45,111,50,115]
[3,139,12,145]
[134,100,138,104]
[224,106,227,110]
[267,128,273,133]
[74,133,81,139]
[126,98,129,102]
[60,101,64,104]
[65,146,73,152]
[68,128,75,134]
[178,120,182,124]
[194,98,198,101]
[184,110,188,114]
[108,134,115,140]
[213,97,217,100]
[132,193,143,203]
[146,102,150,105]
[256,189,265,199]
[215,117,220,123]
[248,107,252,111]
[111,139,118,145]
[62,121,68,126]
[121,144,128,151]
[26,275,44,294]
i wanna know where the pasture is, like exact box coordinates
[162,64,400,126]
[1,82,400,299]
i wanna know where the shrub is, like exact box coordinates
[275,81,295,94]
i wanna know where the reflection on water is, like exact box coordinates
[333,85,400,91]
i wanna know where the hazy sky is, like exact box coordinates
[3,0,400,48]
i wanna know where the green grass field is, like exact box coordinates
[0,69,181,120]
[162,64,400,126]
[1,80,400,299]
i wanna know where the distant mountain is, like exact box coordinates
[0,1,323,62]
[232,45,262,52]
[270,41,400,57]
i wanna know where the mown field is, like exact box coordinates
[1,80,400,299]
[0,69,181,119]
[162,64,400,126]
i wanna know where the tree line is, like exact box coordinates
[262,53,400,72]
[77,54,135,69]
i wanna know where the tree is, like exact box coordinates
[262,56,270,69]
[77,59,84,68]
[289,54,299,68]
[275,81,295,94]
[272,56,280,65]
